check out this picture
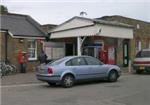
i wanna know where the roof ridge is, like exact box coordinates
[25,15,47,36]
[0,13,28,17]
[100,15,150,24]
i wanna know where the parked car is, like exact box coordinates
[133,49,150,74]
[36,56,121,88]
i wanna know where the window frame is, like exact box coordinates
[148,41,150,49]
[27,39,37,61]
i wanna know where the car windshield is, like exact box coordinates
[136,51,150,58]
[47,57,68,66]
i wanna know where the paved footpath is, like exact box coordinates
[1,72,42,86]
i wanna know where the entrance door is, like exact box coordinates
[65,43,74,56]
[123,40,129,67]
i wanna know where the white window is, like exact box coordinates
[148,41,150,49]
[136,40,141,53]
[28,40,37,60]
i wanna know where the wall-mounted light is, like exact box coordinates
[136,24,140,29]
[19,38,24,43]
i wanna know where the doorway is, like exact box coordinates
[123,40,129,67]
[65,43,74,56]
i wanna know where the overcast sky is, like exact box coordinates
[1,0,150,25]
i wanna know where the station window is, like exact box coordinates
[27,40,37,60]
[135,40,141,53]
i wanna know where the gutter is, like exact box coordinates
[4,30,8,63]
[49,24,95,33]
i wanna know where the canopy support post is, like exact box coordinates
[77,36,81,56]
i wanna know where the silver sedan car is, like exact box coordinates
[36,56,121,88]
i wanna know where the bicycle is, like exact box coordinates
[0,61,17,78]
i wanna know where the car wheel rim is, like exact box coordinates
[110,72,117,81]
[64,76,73,87]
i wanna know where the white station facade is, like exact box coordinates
[47,16,133,66]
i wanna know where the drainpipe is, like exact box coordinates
[5,30,8,63]
[77,36,81,56]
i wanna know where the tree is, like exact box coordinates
[0,5,8,14]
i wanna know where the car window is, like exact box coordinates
[84,57,103,65]
[136,51,150,58]
[66,57,86,66]
[48,57,68,66]
[66,60,72,66]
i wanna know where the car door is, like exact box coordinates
[66,57,92,80]
[84,56,107,79]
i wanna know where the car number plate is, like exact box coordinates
[39,69,45,73]
[139,66,145,70]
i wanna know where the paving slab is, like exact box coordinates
[1,72,42,86]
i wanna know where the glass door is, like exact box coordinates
[123,40,129,67]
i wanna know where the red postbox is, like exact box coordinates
[99,48,108,64]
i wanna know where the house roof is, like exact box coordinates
[99,15,150,24]
[93,18,133,28]
[97,15,150,36]
[41,24,57,32]
[76,16,133,28]
[0,13,46,38]
[50,16,133,33]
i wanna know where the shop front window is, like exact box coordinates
[135,40,141,53]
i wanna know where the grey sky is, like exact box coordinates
[1,0,150,25]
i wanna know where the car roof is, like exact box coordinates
[60,56,95,62]
[63,55,94,59]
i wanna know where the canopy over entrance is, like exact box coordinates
[49,16,133,55]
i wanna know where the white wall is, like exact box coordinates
[44,42,65,59]
[96,24,133,39]
[51,24,133,39]
[52,18,94,32]
[51,25,99,38]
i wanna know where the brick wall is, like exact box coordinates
[0,32,6,61]
[100,16,150,60]
[0,32,2,60]
[1,32,42,72]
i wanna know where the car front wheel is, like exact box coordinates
[108,70,118,82]
[61,75,74,88]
